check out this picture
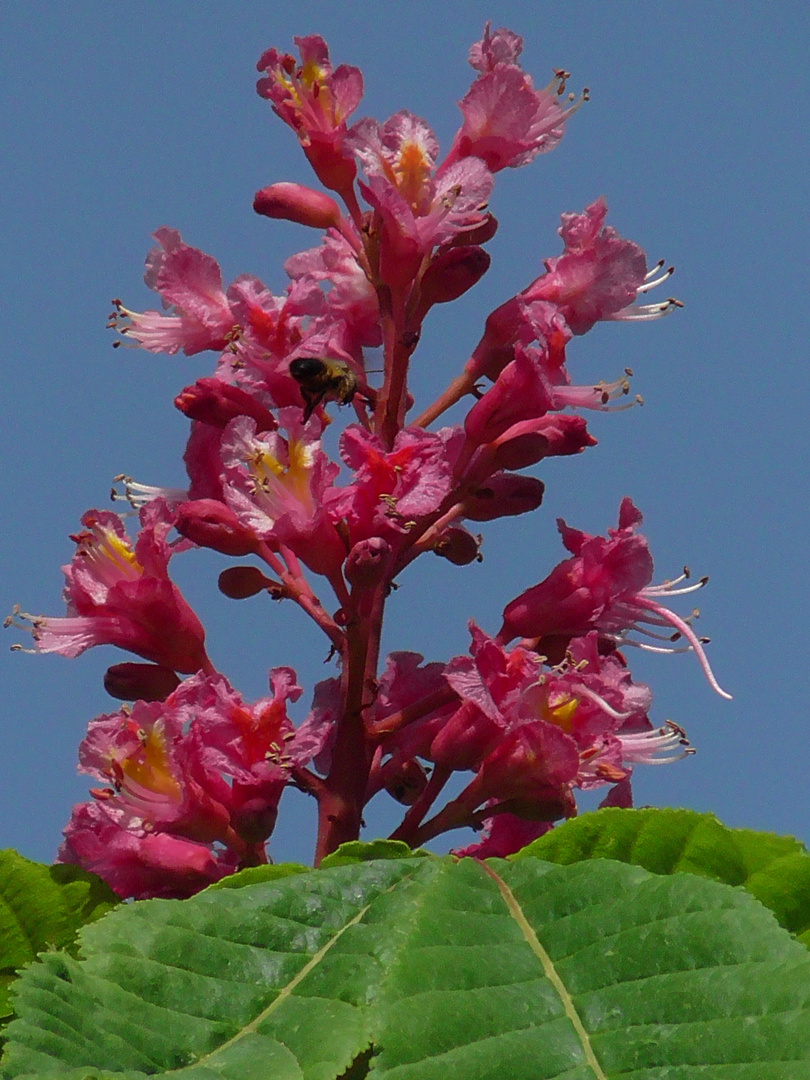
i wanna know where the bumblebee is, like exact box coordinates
[289,357,359,420]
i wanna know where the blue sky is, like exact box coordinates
[2,1,809,866]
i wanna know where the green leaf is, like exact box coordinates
[514,807,810,940]
[205,865,310,891]
[3,856,810,1078]
[0,851,119,1029]
[319,840,427,868]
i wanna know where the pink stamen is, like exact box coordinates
[634,596,732,699]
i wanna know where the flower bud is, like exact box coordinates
[175,378,277,432]
[103,662,181,702]
[344,537,392,590]
[420,246,491,306]
[253,182,342,229]
[430,701,499,771]
[465,348,553,446]
[491,415,596,470]
[218,566,281,600]
[491,789,577,823]
[303,139,358,197]
[466,721,579,807]
[384,759,429,805]
[491,432,551,471]
[454,213,498,246]
[465,297,521,380]
[432,526,482,565]
[231,799,279,843]
[464,475,545,521]
[176,500,259,556]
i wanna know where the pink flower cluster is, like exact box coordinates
[61,670,302,898]
[9,26,726,897]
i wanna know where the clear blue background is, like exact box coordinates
[2,1,808,866]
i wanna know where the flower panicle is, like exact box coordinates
[8,22,727,893]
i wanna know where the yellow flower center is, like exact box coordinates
[251,437,314,511]
[79,520,143,580]
[396,140,433,211]
[121,723,182,801]
[541,694,580,734]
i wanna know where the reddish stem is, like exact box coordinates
[290,764,326,800]
[338,183,365,234]
[314,586,386,863]
[374,284,418,448]
[412,370,478,428]
[388,765,453,845]
[236,840,270,868]
[257,542,345,653]
[396,502,466,569]
[369,684,458,737]
[200,654,219,677]
[401,792,476,847]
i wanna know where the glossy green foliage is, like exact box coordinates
[319,840,429,868]
[0,851,119,1034]
[518,807,810,944]
[205,864,310,891]
[3,855,810,1078]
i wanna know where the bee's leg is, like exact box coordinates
[302,387,327,422]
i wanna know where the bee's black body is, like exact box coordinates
[289,357,359,420]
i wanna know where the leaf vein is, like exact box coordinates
[187,898,373,1070]
[477,861,608,1080]
[583,955,795,991]
[544,900,753,966]
[99,947,301,989]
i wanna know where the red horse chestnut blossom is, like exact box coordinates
[499,497,731,699]
[8,23,729,897]
[442,22,587,173]
[9,502,210,677]
[60,670,304,898]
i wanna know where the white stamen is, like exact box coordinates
[632,624,684,643]
[618,720,694,764]
[620,639,695,656]
[611,300,682,321]
[644,577,708,598]
[575,684,632,721]
[111,475,187,510]
[637,265,674,293]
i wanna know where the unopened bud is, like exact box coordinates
[492,416,596,470]
[344,537,392,590]
[385,759,429,805]
[491,432,551,471]
[103,663,181,702]
[231,799,279,843]
[175,378,276,432]
[465,475,545,521]
[465,296,521,380]
[492,788,577,823]
[456,213,498,246]
[218,566,280,600]
[176,500,259,556]
[253,182,342,229]
[433,526,482,565]
[303,140,358,197]
[420,246,491,306]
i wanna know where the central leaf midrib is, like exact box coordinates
[477,860,608,1080]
